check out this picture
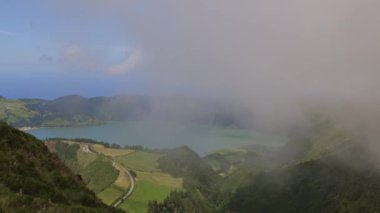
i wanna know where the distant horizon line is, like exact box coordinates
[0,92,221,101]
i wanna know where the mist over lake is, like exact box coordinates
[28,121,285,155]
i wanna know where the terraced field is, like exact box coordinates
[91,144,135,157]
[114,151,163,172]
[119,180,180,213]
[54,141,183,212]
[114,151,182,213]
[90,145,182,212]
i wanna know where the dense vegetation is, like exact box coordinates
[52,140,120,195]
[225,141,380,213]
[18,110,380,213]
[0,122,123,212]
[148,117,380,213]
[0,95,252,128]
[49,138,183,212]
[149,146,221,212]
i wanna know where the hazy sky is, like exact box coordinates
[1,0,380,104]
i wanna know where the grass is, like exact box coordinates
[81,156,119,193]
[112,151,182,212]
[48,140,182,212]
[135,171,182,188]
[97,184,125,205]
[91,144,135,157]
[119,180,180,213]
[0,99,38,123]
[114,151,163,172]
[76,144,98,169]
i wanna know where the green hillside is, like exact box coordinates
[50,139,183,212]
[0,99,38,127]
[149,146,221,212]
[0,122,123,212]
[149,117,380,213]
[224,141,380,213]
[0,95,252,128]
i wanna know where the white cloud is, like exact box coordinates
[62,44,84,64]
[107,49,142,75]
[61,44,97,69]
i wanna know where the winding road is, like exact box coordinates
[111,163,135,207]
[85,144,136,207]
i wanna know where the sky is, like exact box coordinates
[1,0,380,118]
[0,1,151,99]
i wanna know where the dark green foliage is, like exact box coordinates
[151,117,380,213]
[55,142,80,162]
[150,146,221,212]
[204,153,231,173]
[224,140,380,213]
[148,191,193,213]
[158,147,220,195]
[53,141,81,172]
[0,122,123,212]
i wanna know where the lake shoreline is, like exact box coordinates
[28,121,285,156]
[18,126,39,132]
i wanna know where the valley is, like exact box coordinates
[2,1,380,212]
[2,113,380,213]
[48,139,183,213]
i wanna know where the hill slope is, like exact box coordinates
[0,95,252,128]
[148,117,380,213]
[225,142,380,213]
[0,122,123,212]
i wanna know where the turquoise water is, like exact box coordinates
[29,121,284,155]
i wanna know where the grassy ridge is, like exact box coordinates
[77,144,98,168]
[113,151,182,213]
[0,99,38,126]
[91,144,135,157]
[81,156,119,193]
[98,185,125,205]
[120,180,179,213]
[114,151,163,172]
[0,122,122,212]
[1,95,252,128]
[53,140,182,212]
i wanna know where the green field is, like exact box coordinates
[55,141,183,212]
[97,184,125,205]
[81,156,119,193]
[77,144,98,168]
[91,144,135,157]
[117,155,183,213]
[114,151,163,172]
[0,99,38,125]
[135,171,182,188]
[119,180,180,213]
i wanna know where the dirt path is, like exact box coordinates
[88,144,136,208]
[111,162,135,207]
